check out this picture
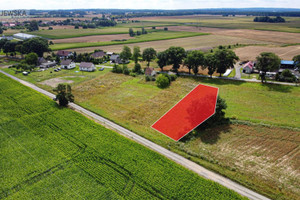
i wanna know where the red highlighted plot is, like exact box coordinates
[152,84,219,141]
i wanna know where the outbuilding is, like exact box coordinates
[79,62,95,72]
[243,61,254,74]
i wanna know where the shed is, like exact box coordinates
[144,67,156,76]
[243,61,254,74]
[281,60,295,69]
[91,51,106,58]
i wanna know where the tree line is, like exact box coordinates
[253,16,285,23]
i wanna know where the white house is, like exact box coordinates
[243,61,254,74]
[79,62,95,72]
[13,33,37,40]
[61,59,75,69]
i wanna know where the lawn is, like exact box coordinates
[50,31,210,50]
[0,73,245,200]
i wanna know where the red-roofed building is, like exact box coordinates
[242,61,254,74]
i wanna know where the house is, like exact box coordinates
[57,50,73,59]
[242,61,254,74]
[280,60,296,69]
[61,59,75,69]
[91,51,106,59]
[144,67,156,76]
[79,62,95,72]
[110,54,121,64]
[38,57,47,65]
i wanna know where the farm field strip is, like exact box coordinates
[50,31,210,50]
[65,34,271,53]
[135,16,300,33]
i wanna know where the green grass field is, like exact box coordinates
[0,73,246,199]
[140,16,300,33]
[50,31,209,50]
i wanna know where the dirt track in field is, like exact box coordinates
[165,26,300,44]
[52,34,131,44]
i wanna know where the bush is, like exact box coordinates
[132,63,142,74]
[129,72,136,77]
[152,26,156,29]
[145,75,151,81]
[112,64,122,73]
[151,77,156,81]
[122,65,130,75]
[169,74,177,81]
[156,74,170,88]
[164,27,168,31]
[48,27,53,30]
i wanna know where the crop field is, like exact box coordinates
[66,34,270,54]
[52,34,132,44]
[31,27,131,39]
[235,45,300,61]
[0,73,246,199]
[50,31,209,50]
[135,15,300,33]
[165,26,300,45]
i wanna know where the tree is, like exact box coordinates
[256,52,281,83]
[74,25,79,29]
[22,37,50,57]
[165,46,186,73]
[156,74,170,88]
[55,56,61,65]
[0,27,3,34]
[157,51,168,72]
[276,69,296,82]
[3,41,16,57]
[0,39,8,52]
[292,55,300,68]
[132,46,141,63]
[204,53,218,78]
[129,28,135,37]
[53,84,74,107]
[27,20,39,31]
[25,52,38,66]
[184,50,204,74]
[142,48,157,67]
[214,49,239,77]
[15,44,25,58]
[120,46,132,63]
[132,63,142,74]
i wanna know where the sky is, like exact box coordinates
[1,0,300,10]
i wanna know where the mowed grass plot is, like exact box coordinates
[50,31,209,50]
[0,73,245,199]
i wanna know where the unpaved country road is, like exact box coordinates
[0,70,270,200]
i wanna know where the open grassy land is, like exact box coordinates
[50,31,209,50]
[4,66,299,199]
[136,15,300,33]
[0,73,246,199]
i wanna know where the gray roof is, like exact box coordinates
[79,62,94,68]
[61,59,72,65]
[91,51,106,58]
[110,54,120,60]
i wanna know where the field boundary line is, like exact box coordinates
[0,70,270,200]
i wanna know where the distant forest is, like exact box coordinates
[29,8,300,18]
[253,16,286,23]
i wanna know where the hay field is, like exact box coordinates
[235,45,300,60]
[67,34,271,53]
[166,26,300,44]
[52,34,131,44]
[135,15,300,33]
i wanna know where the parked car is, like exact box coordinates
[22,71,29,75]
[99,67,104,71]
